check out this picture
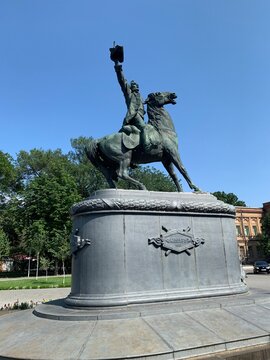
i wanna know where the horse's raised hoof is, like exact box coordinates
[138,185,147,190]
[191,185,201,192]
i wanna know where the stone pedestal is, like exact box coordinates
[65,189,246,308]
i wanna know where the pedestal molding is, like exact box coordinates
[71,195,235,216]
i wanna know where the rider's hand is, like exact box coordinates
[114,64,122,72]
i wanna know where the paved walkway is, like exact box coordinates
[0,287,70,308]
[1,281,270,359]
[1,272,270,359]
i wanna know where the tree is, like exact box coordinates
[22,171,80,228]
[0,227,10,259]
[262,213,270,239]
[212,191,246,206]
[69,137,107,197]
[23,220,48,279]
[15,149,81,274]
[0,151,21,203]
[21,169,80,274]
[0,195,29,266]
[16,148,73,184]
[0,153,17,250]
[0,151,16,190]
[49,228,70,281]
[40,257,52,280]
[258,212,270,259]
[119,166,181,192]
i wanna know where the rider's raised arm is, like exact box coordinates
[114,64,131,104]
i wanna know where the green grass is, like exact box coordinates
[0,276,71,290]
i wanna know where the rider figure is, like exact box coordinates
[114,62,146,137]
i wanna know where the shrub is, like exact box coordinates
[0,300,38,311]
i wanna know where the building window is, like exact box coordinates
[252,226,258,236]
[244,226,250,236]
[236,225,242,236]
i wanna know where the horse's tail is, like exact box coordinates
[85,140,100,168]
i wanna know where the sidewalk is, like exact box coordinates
[243,265,253,273]
[1,282,270,360]
[0,287,70,308]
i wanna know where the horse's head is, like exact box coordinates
[144,92,177,107]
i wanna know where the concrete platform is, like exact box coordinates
[1,292,270,359]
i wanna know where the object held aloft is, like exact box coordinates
[109,44,124,63]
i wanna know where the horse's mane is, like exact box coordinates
[146,101,176,133]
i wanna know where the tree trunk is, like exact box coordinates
[35,252,39,280]
[54,260,59,275]
[27,252,31,278]
[62,260,65,284]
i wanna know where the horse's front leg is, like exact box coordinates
[171,152,201,192]
[162,160,182,192]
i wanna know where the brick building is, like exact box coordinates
[235,202,270,264]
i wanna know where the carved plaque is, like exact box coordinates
[148,226,205,256]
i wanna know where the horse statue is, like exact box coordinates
[85,91,200,192]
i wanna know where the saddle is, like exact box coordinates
[121,125,141,150]
[121,124,160,151]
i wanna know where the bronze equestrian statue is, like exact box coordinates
[85,45,200,192]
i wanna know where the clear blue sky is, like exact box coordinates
[0,0,269,207]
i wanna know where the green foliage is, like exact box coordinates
[0,276,71,290]
[16,149,73,183]
[12,301,34,310]
[40,256,53,279]
[258,213,270,259]
[22,170,80,229]
[25,220,47,254]
[0,196,26,256]
[0,227,10,258]
[48,228,70,278]
[1,300,37,311]
[4,149,81,273]
[0,152,16,192]
[263,213,270,238]
[40,257,52,272]
[69,137,107,196]
[0,152,21,207]
[212,191,246,206]
[18,150,81,274]
[119,166,180,192]
[49,229,70,261]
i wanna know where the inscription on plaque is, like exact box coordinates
[148,226,205,256]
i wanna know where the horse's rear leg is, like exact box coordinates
[171,153,200,192]
[162,160,182,192]
[97,163,117,188]
[105,173,117,189]
[118,156,146,190]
